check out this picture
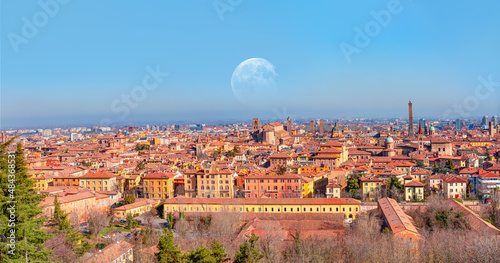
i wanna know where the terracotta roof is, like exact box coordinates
[404,181,425,187]
[269,153,293,159]
[378,198,419,235]
[478,172,499,179]
[142,172,177,179]
[486,165,500,171]
[444,199,500,235]
[114,198,159,212]
[442,176,467,183]
[359,176,383,182]
[84,241,133,263]
[163,196,361,206]
[81,171,116,179]
[40,191,97,207]
[321,140,343,147]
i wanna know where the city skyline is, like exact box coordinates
[2,1,500,128]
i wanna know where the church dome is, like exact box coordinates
[385,137,394,143]
[429,126,435,131]
[332,122,341,132]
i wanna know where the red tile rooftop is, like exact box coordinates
[142,172,177,179]
[81,171,117,179]
[163,196,361,206]
[378,198,418,235]
[359,176,383,182]
[321,140,343,147]
[478,172,500,178]
[404,181,425,187]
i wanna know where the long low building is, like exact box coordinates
[113,198,160,218]
[163,196,361,219]
[377,197,420,243]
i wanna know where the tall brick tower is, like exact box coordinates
[310,120,315,134]
[408,100,414,137]
[252,118,260,132]
[319,119,324,133]
[287,116,292,135]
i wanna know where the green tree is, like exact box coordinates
[277,165,287,175]
[234,233,263,263]
[51,195,71,232]
[445,159,455,171]
[416,160,425,168]
[186,246,215,263]
[0,141,52,262]
[387,176,404,192]
[127,214,138,230]
[50,191,90,258]
[124,194,135,205]
[166,212,174,230]
[156,229,183,263]
[233,145,241,154]
[136,161,146,171]
[346,175,361,198]
[135,143,150,151]
[432,164,454,175]
[210,240,229,263]
[486,151,493,161]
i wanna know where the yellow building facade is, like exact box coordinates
[113,198,159,218]
[33,175,53,193]
[79,171,117,192]
[163,197,361,219]
[360,176,383,201]
[143,172,178,200]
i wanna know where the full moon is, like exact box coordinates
[231,58,279,107]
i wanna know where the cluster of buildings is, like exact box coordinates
[0,101,498,226]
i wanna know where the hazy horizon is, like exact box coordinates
[2,1,500,129]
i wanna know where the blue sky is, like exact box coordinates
[2,0,500,128]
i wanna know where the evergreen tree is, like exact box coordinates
[233,145,240,153]
[445,159,455,171]
[49,197,90,259]
[0,142,52,262]
[127,214,138,229]
[486,151,493,161]
[50,195,71,232]
[210,240,229,263]
[186,246,215,263]
[136,161,146,171]
[166,212,174,230]
[156,229,183,263]
[234,233,263,263]
[124,194,135,204]
[432,163,438,173]
[347,174,361,198]
[387,176,404,192]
